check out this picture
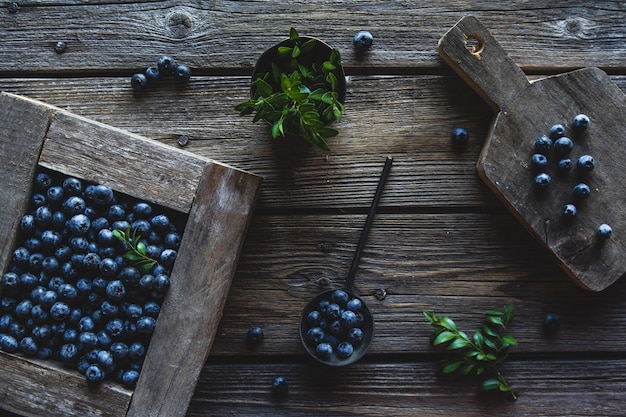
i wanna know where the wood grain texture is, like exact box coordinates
[188,358,626,417]
[0,93,53,276]
[128,162,261,417]
[0,351,132,417]
[0,1,625,72]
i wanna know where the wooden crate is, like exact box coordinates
[0,92,263,417]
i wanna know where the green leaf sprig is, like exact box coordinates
[235,27,345,151]
[112,227,157,273]
[423,305,518,401]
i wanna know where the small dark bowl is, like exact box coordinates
[299,289,374,367]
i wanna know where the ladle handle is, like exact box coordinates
[346,155,393,290]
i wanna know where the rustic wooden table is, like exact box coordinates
[1,1,626,416]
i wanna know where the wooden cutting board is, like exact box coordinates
[438,16,626,292]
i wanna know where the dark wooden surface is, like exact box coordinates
[2,1,626,416]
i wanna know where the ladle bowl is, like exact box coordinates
[299,156,392,366]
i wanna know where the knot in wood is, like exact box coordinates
[167,11,193,38]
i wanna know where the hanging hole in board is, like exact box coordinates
[465,35,484,59]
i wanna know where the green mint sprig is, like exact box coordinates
[112,227,157,273]
[423,305,518,401]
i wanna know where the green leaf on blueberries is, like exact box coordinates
[113,227,158,273]
[423,305,517,401]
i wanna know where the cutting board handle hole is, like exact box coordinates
[464,35,484,59]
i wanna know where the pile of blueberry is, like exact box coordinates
[0,168,184,387]
[530,114,612,239]
[302,289,367,362]
[131,55,191,91]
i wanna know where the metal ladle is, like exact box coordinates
[299,156,393,366]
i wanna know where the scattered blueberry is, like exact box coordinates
[246,326,264,348]
[530,153,548,170]
[534,173,551,189]
[557,158,573,173]
[271,376,289,398]
[573,183,591,199]
[533,135,553,155]
[145,65,161,82]
[577,155,595,174]
[597,224,612,239]
[451,127,469,147]
[174,64,192,82]
[131,73,148,91]
[562,204,577,219]
[353,31,374,53]
[157,56,177,75]
[549,124,566,139]
[573,114,590,130]
[543,313,561,336]
[553,137,573,155]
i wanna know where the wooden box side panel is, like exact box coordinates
[0,92,54,274]
[0,351,132,417]
[126,162,262,417]
[38,110,208,214]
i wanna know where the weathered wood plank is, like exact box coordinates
[0,1,625,72]
[1,76,625,211]
[0,351,132,417]
[209,212,626,355]
[0,93,53,276]
[187,358,626,416]
[40,109,208,214]
[128,162,261,417]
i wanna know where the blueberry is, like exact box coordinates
[20,214,36,234]
[14,299,33,319]
[67,214,91,235]
[328,320,344,336]
[153,274,170,293]
[597,224,612,239]
[336,341,354,358]
[85,364,105,384]
[35,172,52,190]
[128,341,146,360]
[1,335,19,353]
[553,137,573,155]
[150,214,171,232]
[96,350,115,372]
[131,73,148,91]
[450,127,469,146]
[534,173,551,189]
[110,341,129,359]
[12,247,30,267]
[174,64,191,82]
[62,328,78,343]
[78,316,95,332]
[92,184,114,206]
[100,300,119,317]
[315,342,333,358]
[106,280,126,301]
[577,155,595,174]
[100,258,119,277]
[122,369,140,387]
[136,316,156,334]
[159,248,177,267]
[325,303,341,320]
[59,343,79,364]
[573,114,590,130]
[271,376,289,398]
[246,326,264,348]
[573,183,591,199]
[549,124,566,139]
[62,177,82,195]
[305,310,321,327]
[306,327,325,344]
[145,65,160,82]
[1,272,19,294]
[533,135,553,155]
[157,56,177,76]
[46,185,64,205]
[562,204,577,219]
[543,313,561,336]
[125,304,143,321]
[330,289,350,307]
[347,328,364,345]
[353,31,374,52]
[143,301,161,318]
[163,232,181,249]
[340,310,358,328]
[557,158,573,173]
[35,206,52,227]
[346,298,362,313]
[530,153,548,170]
[62,195,86,215]
[79,331,99,348]
[19,336,38,356]
[50,301,71,321]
